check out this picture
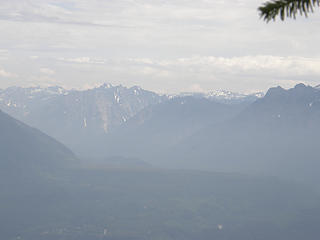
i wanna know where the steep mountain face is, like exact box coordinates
[164,84,320,186]
[0,110,76,173]
[101,96,243,160]
[0,84,165,156]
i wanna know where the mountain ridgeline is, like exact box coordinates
[0,84,165,157]
[1,83,320,183]
[0,84,260,158]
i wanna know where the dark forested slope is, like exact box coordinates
[0,110,76,172]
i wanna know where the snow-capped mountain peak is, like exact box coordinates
[170,89,264,104]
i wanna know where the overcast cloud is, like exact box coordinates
[0,0,320,93]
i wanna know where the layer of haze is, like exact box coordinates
[0,0,320,93]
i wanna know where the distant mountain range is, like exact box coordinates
[163,83,320,185]
[2,82,320,186]
[0,84,165,155]
[0,84,165,133]
[173,90,264,104]
[0,84,262,157]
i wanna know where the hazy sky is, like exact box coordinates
[0,0,320,93]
